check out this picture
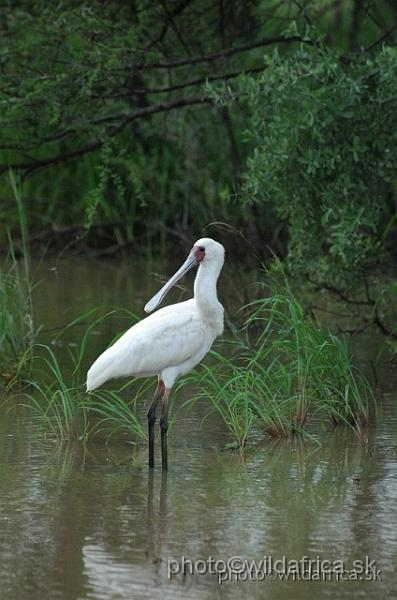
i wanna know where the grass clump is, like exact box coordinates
[26,344,90,440]
[186,349,255,449]
[188,264,373,448]
[0,269,34,389]
[22,309,147,443]
[0,173,35,390]
[87,381,148,442]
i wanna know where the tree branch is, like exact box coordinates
[134,64,267,95]
[309,278,397,340]
[140,35,313,68]
[0,95,212,176]
[308,279,372,306]
[1,60,266,173]
[365,20,397,51]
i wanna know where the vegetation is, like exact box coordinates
[21,314,147,442]
[0,268,33,390]
[0,174,35,390]
[0,2,396,264]
[238,46,397,287]
[26,344,90,440]
[0,1,395,335]
[0,1,395,450]
[26,363,147,443]
[187,264,372,448]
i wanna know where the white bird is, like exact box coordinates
[86,237,225,469]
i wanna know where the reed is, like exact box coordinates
[187,265,372,447]
[0,173,35,389]
[0,270,32,388]
[87,381,148,442]
[184,349,255,449]
[23,309,146,442]
[23,344,90,440]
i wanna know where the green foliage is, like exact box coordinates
[2,0,397,276]
[187,263,372,447]
[0,174,35,389]
[1,3,140,152]
[87,383,148,442]
[245,275,370,430]
[237,46,397,285]
[1,1,397,355]
[22,311,146,442]
[373,278,397,359]
[26,344,90,440]
[0,270,33,388]
[184,348,255,449]
[0,1,248,245]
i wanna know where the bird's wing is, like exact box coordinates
[87,300,212,389]
[112,300,210,374]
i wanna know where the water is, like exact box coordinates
[0,257,396,599]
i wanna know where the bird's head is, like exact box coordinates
[192,238,225,266]
[144,237,225,313]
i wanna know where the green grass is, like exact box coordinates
[24,344,91,440]
[86,381,148,442]
[23,342,147,443]
[0,270,34,389]
[0,172,35,390]
[187,263,373,448]
[22,309,147,443]
[184,349,255,449]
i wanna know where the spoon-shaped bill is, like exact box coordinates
[144,253,198,313]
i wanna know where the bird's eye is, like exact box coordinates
[193,245,206,262]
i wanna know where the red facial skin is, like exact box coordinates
[193,245,206,262]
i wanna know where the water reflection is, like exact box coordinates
[147,471,168,560]
[0,415,396,599]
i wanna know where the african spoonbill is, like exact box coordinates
[86,238,225,469]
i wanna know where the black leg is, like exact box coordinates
[147,380,163,469]
[159,388,171,470]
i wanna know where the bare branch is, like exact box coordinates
[0,94,212,176]
[140,35,313,69]
[365,21,397,51]
[309,278,397,340]
[120,64,266,95]
[1,62,266,167]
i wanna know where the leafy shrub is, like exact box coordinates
[233,46,397,285]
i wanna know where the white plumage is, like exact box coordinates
[86,299,217,390]
[86,237,225,469]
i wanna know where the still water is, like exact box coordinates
[1,257,396,599]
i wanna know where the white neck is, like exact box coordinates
[194,260,222,317]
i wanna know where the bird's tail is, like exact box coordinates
[86,346,120,391]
